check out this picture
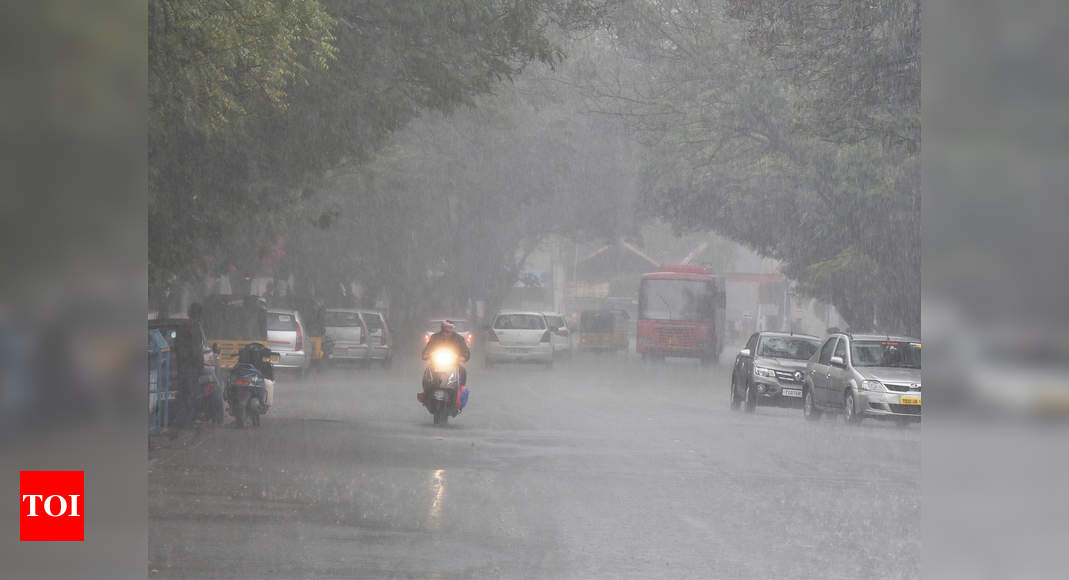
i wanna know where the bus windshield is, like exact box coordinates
[639,279,716,322]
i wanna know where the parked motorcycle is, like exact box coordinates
[225,343,274,428]
[417,346,469,425]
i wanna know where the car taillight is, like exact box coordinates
[541,330,551,343]
[487,329,499,342]
[295,322,304,351]
[203,382,215,394]
[466,333,473,345]
[424,333,431,344]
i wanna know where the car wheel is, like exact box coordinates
[803,387,822,421]
[729,373,741,411]
[844,391,862,425]
[744,381,757,413]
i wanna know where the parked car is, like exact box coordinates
[730,332,821,412]
[358,310,392,368]
[484,311,554,368]
[324,308,369,365]
[266,309,311,377]
[542,312,574,358]
[803,333,922,425]
[426,319,474,351]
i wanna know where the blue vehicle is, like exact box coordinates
[225,343,275,428]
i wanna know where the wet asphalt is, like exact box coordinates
[149,350,920,579]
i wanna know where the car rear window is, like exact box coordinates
[362,313,384,331]
[580,310,613,331]
[325,311,363,327]
[267,312,297,332]
[494,314,546,330]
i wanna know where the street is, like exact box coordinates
[149,352,920,579]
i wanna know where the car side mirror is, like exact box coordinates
[829,355,845,367]
[739,348,751,357]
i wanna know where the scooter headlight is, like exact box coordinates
[431,348,459,372]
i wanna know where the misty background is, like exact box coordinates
[147,0,919,341]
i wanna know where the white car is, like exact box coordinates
[484,311,554,368]
[542,312,574,358]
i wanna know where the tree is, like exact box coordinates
[586,0,919,333]
[148,0,610,307]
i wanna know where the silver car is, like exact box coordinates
[731,332,821,412]
[358,310,392,368]
[266,309,311,377]
[324,308,369,365]
[803,333,922,425]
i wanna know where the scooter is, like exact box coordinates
[225,343,274,428]
[418,346,469,426]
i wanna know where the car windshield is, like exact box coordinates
[430,320,469,333]
[494,314,546,330]
[267,312,297,332]
[639,279,715,321]
[851,340,922,368]
[325,311,363,327]
[756,336,819,360]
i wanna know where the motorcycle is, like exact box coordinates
[418,346,469,426]
[225,343,274,428]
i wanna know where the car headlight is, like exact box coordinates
[860,380,887,392]
[753,366,776,378]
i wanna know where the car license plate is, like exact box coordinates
[781,389,802,398]
[900,396,921,405]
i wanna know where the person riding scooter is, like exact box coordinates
[422,319,470,389]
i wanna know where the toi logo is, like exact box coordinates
[20,471,84,541]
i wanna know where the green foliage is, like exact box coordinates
[149,0,337,136]
[597,0,919,333]
[149,0,609,301]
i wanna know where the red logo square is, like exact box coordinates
[20,471,84,541]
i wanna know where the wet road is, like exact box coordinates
[149,352,920,579]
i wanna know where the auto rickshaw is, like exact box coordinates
[579,309,630,352]
[202,295,270,370]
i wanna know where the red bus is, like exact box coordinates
[637,265,726,363]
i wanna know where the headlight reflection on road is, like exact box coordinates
[427,469,446,530]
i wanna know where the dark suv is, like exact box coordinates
[731,332,821,412]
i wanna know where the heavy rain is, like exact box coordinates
[145,1,920,577]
